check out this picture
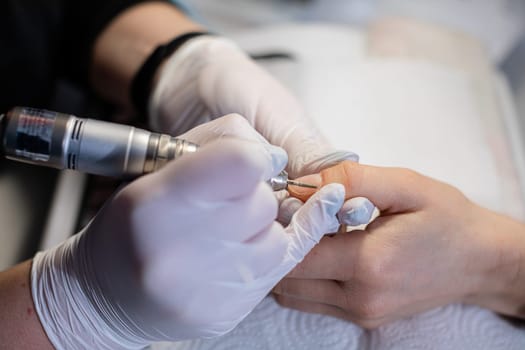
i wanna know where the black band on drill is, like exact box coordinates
[130,32,210,123]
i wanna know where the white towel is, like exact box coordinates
[155,297,525,349]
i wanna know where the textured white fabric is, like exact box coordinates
[154,297,525,350]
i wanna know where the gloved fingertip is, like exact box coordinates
[287,173,321,202]
[278,197,303,225]
[347,153,360,163]
[332,151,359,163]
[336,150,359,163]
[273,189,289,204]
[337,197,375,226]
[301,150,360,176]
[262,144,288,179]
[315,183,345,217]
[284,183,345,259]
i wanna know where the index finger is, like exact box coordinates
[289,161,426,213]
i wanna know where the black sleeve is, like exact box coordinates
[61,0,174,87]
[0,0,172,112]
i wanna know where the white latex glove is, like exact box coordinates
[278,195,376,227]
[31,117,345,349]
[149,35,358,180]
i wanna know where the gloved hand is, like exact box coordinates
[149,36,373,226]
[149,35,358,180]
[31,116,345,349]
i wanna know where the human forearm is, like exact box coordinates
[0,261,53,349]
[91,1,203,109]
[464,206,525,319]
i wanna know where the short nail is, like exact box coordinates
[297,173,323,188]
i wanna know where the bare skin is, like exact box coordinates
[0,2,202,347]
[278,161,525,328]
[0,261,52,349]
[91,1,203,110]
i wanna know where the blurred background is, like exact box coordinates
[188,0,525,124]
[189,0,525,61]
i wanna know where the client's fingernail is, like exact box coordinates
[262,143,288,178]
[287,173,323,201]
[338,197,375,226]
[297,173,323,187]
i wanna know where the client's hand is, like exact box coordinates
[30,116,345,348]
[274,161,525,328]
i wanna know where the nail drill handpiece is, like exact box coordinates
[0,107,317,191]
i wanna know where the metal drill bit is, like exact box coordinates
[286,180,318,189]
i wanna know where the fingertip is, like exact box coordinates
[285,184,345,254]
[338,197,375,226]
[261,143,288,179]
[320,182,345,196]
[316,183,345,217]
[278,197,304,225]
[295,183,345,234]
[287,187,316,202]
[218,139,286,183]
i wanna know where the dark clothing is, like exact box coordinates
[0,0,170,113]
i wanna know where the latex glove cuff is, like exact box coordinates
[31,234,148,350]
[297,150,359,177]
